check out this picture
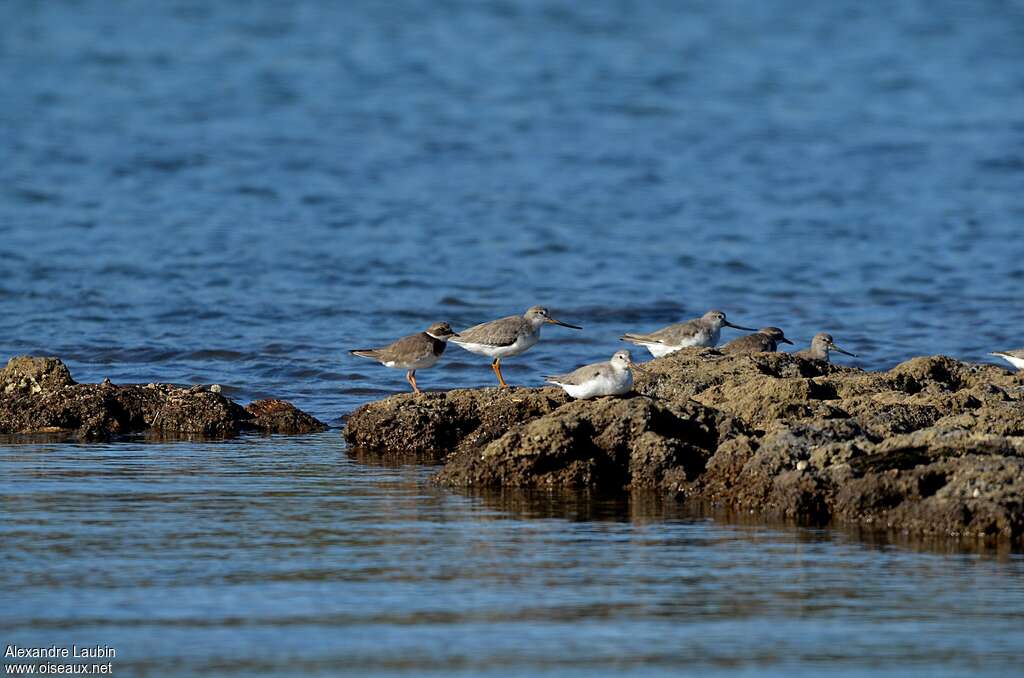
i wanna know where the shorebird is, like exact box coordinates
[544,349,639,400]
[721,327,793,354]
[990,349,1024,371]
[794,332,856,363]
[349,321,459,394]
[620,309,756,357]
[451,305,582,387]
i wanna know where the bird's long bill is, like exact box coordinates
[630,361,648,373]
[449,332,461,339]
[547,317,582,330]
[780,338,794,345]
[725,321,757,331]
[830,342,856,357]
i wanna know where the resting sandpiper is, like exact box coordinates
[545,349,639,400]
[620,309,756,357]
[794,332,856,363]
[350,321,459,394]
[721,326,793,354]
[451,305,581,387]
[990,349,1024,371]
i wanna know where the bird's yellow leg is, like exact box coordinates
[491,358,508,388]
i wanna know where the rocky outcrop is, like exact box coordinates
[343,386,571,461]
[436,396,743,489]
[344,347,1024,541]
[0,356,328,439]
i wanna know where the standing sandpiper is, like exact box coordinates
[349,321,459,394]
[451,305,582,387]
[794,332,856,363]
[545,349,640,400]
[990,349,1024,371]
[620,309,756,358]
[721,327,793,354]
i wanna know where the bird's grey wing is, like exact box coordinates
[454,315,524,346]
[547,363,606,386]
[649,319,701,343]
[624,320,693,343]
[998,348,1024,358]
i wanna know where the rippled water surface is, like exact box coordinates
[5,434,1024,676]
[3,0,1024,674]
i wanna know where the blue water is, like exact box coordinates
[3,0,1024,675]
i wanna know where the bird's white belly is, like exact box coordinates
[558,371,633,400]
[453,331,538,359]
[997,355,1024,370]
[644,342,682,358]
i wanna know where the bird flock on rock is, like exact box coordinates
[350,305,1022,398]
[352,305,867,398]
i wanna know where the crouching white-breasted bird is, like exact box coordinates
[544,349,640,399]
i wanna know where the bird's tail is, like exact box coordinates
[620,333,648,343]
[349,349,381,360]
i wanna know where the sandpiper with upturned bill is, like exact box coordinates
[545,349,640,400]
[349,321,459,394]
[721,326,793,354]
[451,305,582,387]
[621,309,756,357]
[794,332,856,363]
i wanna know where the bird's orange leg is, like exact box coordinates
[406,370,422,395]
[491,358,508,388]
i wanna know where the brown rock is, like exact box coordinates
[435,396,737,490]
[1,356,76,395]
[341,350,1024,541]
[246,398,329,434]
[343,386,571,461]
[0,356,326,439]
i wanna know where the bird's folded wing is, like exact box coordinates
[653,320,698,343]
[549,363,604,385]
[381,334,432,363]
[454,315,522,346]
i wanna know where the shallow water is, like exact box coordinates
[3,0,1024,674]
[4,433,1024,676]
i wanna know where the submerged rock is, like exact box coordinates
[344,349,1024,542]
[245,398,327,434]
[0,356,327,439]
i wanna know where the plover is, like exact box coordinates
[545,349,639,400]
[794,332,856,363]
[349,321,459,394]
[621,309,756,357]
[451,305,581,387]
[721,326,793,354]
